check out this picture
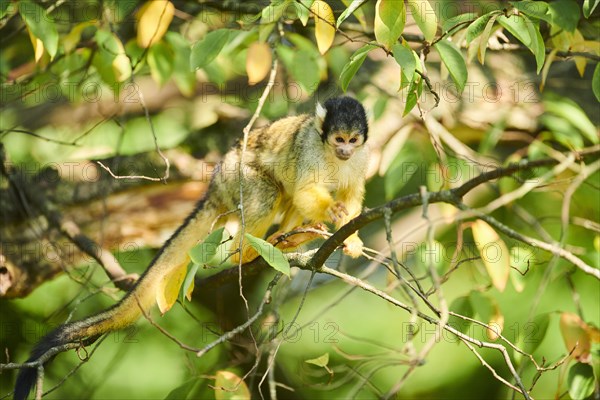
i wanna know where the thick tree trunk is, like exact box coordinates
[0,150,210,298]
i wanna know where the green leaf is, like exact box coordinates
[276,44,295,69]
[584,0,600,18]
[384,141,419,199]
[497,15,545,73]
[287,32,321,57]
[497,15,531,47]
[592,342,600,384]
[104,0,138,23]
[0,0,11,19]
[180,263,199,303]
[403,77,420,116]
[245,233,290,276]
[469,291,493,323]
[442,13,477,34]
[540,115,585,149]
[392,43,416,85]
[18,0,59,58]
[93,29,132,85]
[305,353,330,367]
[125,39,145,65]
[189,227,226,265]
[190,29,230,70]
[524,16,545,73]
[548,0,580,32]
[418,240,447,273]
[165,32,196,97]
[374,0,406,50]
[296,0,314,26]
[509,245,534,292]
[339,44,376,92]
[593,63,600,102]
[373,96,388,120]
[434,40,467,94]
[519,313,550,356]
[510,1,551,22]
[165,379,198,400]
[148,41,174,86]
[259,0,290,42]
[406,0,438,41]
[337,0,368,28]
[278,34,324,86]
[466,12,496,44]
[120,113,188,153]
[568,363,595,400]
[448,296,475,334]
[292,49,320,95]
[544,95,599,144]
[477,14,499,64]
[63,21,95,54]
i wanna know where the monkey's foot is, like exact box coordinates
[269,224,328,250]
[343,234,363,258]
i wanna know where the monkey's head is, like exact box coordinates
[316,96,368,161]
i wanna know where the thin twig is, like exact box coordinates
[237,57,280,314]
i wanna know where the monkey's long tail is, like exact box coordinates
[13,313,111,400]
[14,198,215,400]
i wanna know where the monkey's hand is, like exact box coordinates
[327,201,349,224]
[343,233,363,258]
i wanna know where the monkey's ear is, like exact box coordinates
[315,102,327,132]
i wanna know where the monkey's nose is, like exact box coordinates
[336,150,352,160]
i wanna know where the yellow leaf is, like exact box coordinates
[214,371,251,400]
[583,40,600,56]
[540,48,558,92]
[486,304,504,341]
[28,29,45,63]
[246,42,272,85]
[108,34,131,82]
[471,220,510,292]
[113,53,132,82]
[550,29,571,52]
[407,0,437,42]
[305,353,330,367]
[589,325,600,343]
[571,30,587,77]
[63,21,95,53]
[560,312,592,362]
[185,275,194,301]
[155,259,189,315]
[311,0,335,54]
[137,0,175,48]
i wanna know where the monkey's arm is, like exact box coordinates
[291,176,365,258]
[292,180,346,223]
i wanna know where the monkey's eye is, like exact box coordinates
[349,138,358,143]
[335,137,344,143]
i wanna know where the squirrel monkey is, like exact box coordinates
[14,96,369,399]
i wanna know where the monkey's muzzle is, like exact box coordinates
[336,150,352,160]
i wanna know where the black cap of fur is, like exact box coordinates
[320,97,368,141]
